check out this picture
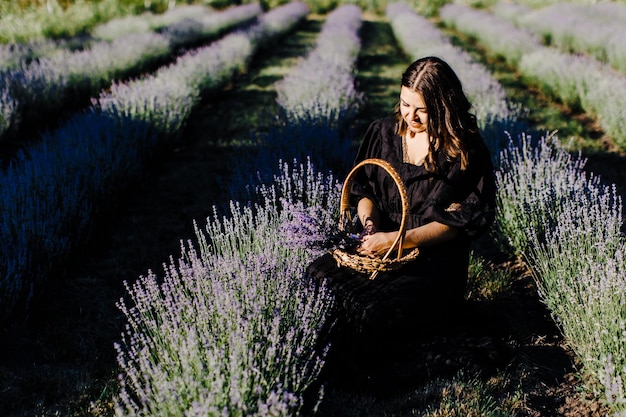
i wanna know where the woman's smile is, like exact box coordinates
[408,120,425,130]
[400,86,429,134]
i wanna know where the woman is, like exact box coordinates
[307,56,496,386]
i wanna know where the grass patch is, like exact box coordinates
[317,371,526,416]
[353,12,410,137]
[466,252,512,301]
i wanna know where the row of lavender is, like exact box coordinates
[275,4,364,125]
[440,3,626,413]
[496,136,626,411]
[0,0,180,43]
[0,3,309,324]
[0,4,262,144]
[494,2,626,75]
[92,4,222,41]
[440,3,626,149]
[0,5,224,70]
[113,5,363,416]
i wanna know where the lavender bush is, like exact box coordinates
[275,4,364,126]
[95,31,253,137]
[249,2,310,42]
[97,2,309,138]
[0,112,152,321]
[528,179,626,415]
[494,132,588,254]
[115,159,339,417]
[225,122,354,205]
[160,4,262,50]
[491,2,531,23]
[203,159,340,264]
[526,179,624,363]
[2,30,172,138]
[0,87,17,139]
[518,47,626,147]
[0,39,63,71]
[439,3,539,67]
[496,132,626,414]
[92,11,158,41]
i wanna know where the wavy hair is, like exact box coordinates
[394,56,482,172]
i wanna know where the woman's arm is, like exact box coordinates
[356,197,379,234]
[357,221,460,257]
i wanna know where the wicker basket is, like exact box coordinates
[332,158,419,280]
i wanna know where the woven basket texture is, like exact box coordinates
[332,158,419,280]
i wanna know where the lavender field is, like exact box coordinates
[1,1,626,416]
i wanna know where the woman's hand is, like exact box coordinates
[361,217,377,236]
[357,231,398,257]
[356,221,459,257]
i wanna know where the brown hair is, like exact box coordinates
[395,56,482,171]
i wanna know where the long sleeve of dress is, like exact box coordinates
[420,146,496,238]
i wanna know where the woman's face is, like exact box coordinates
[400,86,428,135]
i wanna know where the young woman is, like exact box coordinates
[307,56,497,386]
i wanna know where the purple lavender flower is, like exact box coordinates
[115,158,336,416]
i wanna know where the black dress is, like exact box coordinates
[307,116,496,376]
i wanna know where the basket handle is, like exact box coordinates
[339,158,410,262]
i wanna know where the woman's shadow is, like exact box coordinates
[319,298,512,395]
[314,235,575,399]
